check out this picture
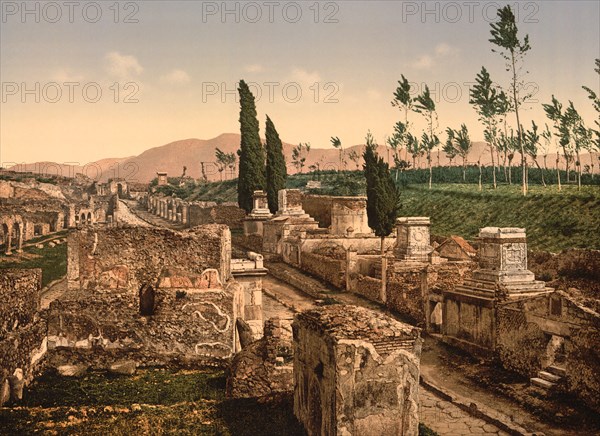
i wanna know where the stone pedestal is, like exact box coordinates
[243,191,272,237]
[394,217,433,262]
[459,227,550,298]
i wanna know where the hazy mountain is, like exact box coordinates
[7,133,596,183]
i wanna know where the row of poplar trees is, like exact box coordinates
[237,80,287,214]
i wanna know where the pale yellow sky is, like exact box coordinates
[1,1,598,166]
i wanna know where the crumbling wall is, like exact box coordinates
[47,281,240,369]
[355,275,382,302]
[226,318,293,398]
[387,275,425,324]
[188,204,246,230]
[497,303,547,377]
[293,305,422,436]
[497,292,600,413]
[0,269,41,337]
[300,252,345,289]
[67,225,231,291]
[0,269,46,405]
[568,320,600,413]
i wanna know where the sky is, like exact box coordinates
[1,0,599,166]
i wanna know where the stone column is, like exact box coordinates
[5,228,12,255]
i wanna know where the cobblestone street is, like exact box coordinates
[419,388,506,436]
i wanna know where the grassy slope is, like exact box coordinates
[400,184,600,251]
[187,174,600,252]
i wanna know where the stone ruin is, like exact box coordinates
[226,317,294,399]
[293,305,422,436]
[243,190,272,237]
[231,251,268,340]
[263,189,319,255]
[394,216,434,263]
[443,227,553,354]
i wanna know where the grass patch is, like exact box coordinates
[0,369,305,436]
[0,241,67,287]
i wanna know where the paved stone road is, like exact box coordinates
[117,200,152,226]
[420,388,507,436]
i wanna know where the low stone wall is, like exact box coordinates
[355,275,382,303]
[300,252,345,289]
[387,278,425,324]
[189,204,246,230]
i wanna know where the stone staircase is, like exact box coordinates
[530,364,566,393]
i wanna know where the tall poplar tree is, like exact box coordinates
[265,115,287,213]
[489,5,531,195]
[237,80,265,213]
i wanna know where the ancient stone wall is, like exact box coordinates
[293,305,422,436]
[47,280,240,369]
[497,292,600,413]
[300,252,345,289]
[386,273,425,324]
[0,269,46,405]
[188,204,246,230]
[301,195,333,228]
[67,225,231,291]
[0,269,41,338]
[226,318,293,398]
[355,275,382,302]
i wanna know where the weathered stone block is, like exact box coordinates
[293,305,422,436]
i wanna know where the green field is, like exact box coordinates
[400,184,600,251]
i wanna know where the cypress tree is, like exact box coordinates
[237,80,266,213]
[363,132,400,303]
[265,115,287,213]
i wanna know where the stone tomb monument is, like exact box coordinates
[443,227,553,354]
[293,305,422,436]
[460,227,550,297]
[394,217,433,262]
[243,191,272,237]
